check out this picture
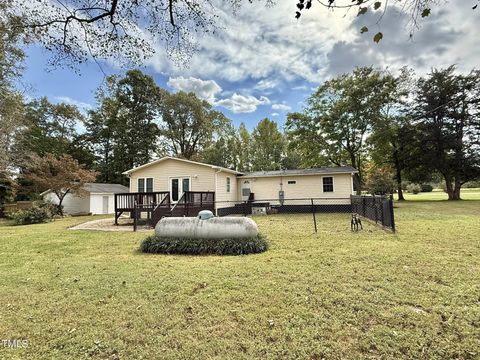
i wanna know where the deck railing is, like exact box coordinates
[115,191,169,211]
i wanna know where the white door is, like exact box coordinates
[102,196,109,214]
[170,177,190,203]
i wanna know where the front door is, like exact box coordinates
[242,180,251,201]
[170,177,190,203]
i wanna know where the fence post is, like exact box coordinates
[389,197,396,232]
[311,198,317,233]
[374,197,378,223]
[380,197,385,227]
[133,202,138,232]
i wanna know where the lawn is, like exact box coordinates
[394,188,480,201]
[1,201,479,359]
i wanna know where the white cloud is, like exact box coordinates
[255,79,278,90]
[215,93,270,113]
[54,96,93,112]
[167,76,222,103]
[271,112,279,117]
[272,103,292,111]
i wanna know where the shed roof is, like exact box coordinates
[239,166,358,178]
[40,183,128,196]
[83,183,129,194]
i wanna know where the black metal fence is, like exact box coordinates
[214,196,395,233]
[351,195,395,232]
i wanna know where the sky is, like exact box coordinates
[21,1,480,131]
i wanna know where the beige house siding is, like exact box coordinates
[237,173,353,204]
[128,158,216,193]
[215,171,237,202]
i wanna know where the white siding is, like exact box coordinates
[43,192,90,215]
[89,194,115,214]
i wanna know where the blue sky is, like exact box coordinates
[20,1,479,131]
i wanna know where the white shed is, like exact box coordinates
[41,183,129,215]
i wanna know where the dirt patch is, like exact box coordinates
[69,217,152,232]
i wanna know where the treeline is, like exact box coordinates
[1,25,479,202]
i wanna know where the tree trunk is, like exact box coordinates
[393,151,405,201]
[444,177,456,201]
[453,178,462,200]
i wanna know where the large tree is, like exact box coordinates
[157,91,228,160]
[286,67,395,193]
[250,118,285,171]
[410,66,480,200]
[85,70,164,183]
[26,153,98,215]
[202,121,240,170]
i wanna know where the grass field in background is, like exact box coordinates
[0,200,479,359]
[394,188,480,201]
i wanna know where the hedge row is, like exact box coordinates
[140,234,268,256]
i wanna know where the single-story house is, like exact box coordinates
[121,157,357,215]
[42,183,129,215]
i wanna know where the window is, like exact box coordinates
[226,177,231,193]
[323,177,334,192]
[182,178,190,192]
[138,177,153,192]
[146,178,153,192]
[287,180,296,185]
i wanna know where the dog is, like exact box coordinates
[351,213,363,231]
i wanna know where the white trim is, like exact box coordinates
[322,176,334,193]
[168,175,191,203]
[122,156,242,175]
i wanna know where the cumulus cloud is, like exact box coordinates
[271,112,279,117]
[167,76,222,103]
[215,93,270,113]
[272,103,292,111]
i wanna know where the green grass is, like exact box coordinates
[1,201,479,359]
[394,188,480,201]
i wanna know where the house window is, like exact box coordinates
[287,180,296,185]
[138,177,153,192]
[226,177,231,193]
[323,177,334,192]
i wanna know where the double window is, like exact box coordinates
[287,180,296,185]
[138,177,153,193]
[323,177,334,192]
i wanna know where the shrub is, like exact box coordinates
[420,184,433,192]
[9,205,52,225]
[463,181,480,188]
[407,183,422,194]
[140,234,268,256]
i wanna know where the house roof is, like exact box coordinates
[40,183,128,196]
[239,166,358,178]
[122,156,243,175]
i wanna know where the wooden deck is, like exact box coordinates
[114,191,215,230]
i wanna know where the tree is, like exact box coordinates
[85,70,164,183]
[237,123,252,172]
[8,0,466,67]
[364,163,396,195]
[158,91,227,160]
[410,66,480,200]
[250,118,285,171]
[26,153,98,215]
[202,121,240,170]
[286,67,395,193]
[368,68,414,201]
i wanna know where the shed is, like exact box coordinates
[41,183,129,215]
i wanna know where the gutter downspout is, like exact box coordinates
[214,168,222,216]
